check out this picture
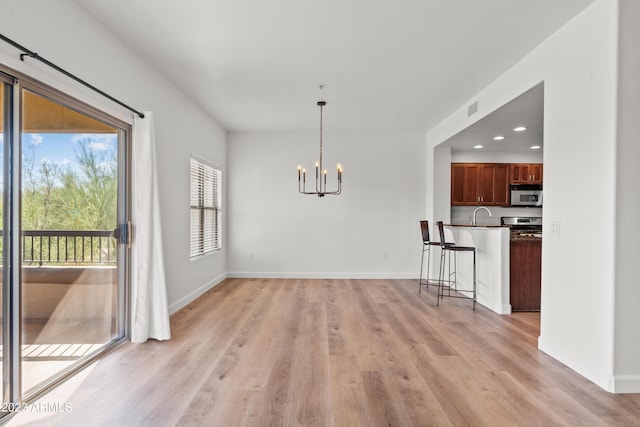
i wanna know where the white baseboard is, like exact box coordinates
[226,271,416,279]
[610,375,640,393]
[538,335,613,392]
[168,272,227,314]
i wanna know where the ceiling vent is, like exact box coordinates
[468,101,478,117]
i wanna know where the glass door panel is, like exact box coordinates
[1,79,6,405]
[20,90,122,396]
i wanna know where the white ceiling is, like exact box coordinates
[75,0,595,134]
[445,82,544,152]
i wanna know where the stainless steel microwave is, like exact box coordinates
[511,184,542,207]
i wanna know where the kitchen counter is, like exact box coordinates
[439,225,511,314]
[510,233,542,241]
[446,224,509,228]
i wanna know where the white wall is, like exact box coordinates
[427,0,626,391]
[0,0,227,314]
[613,0,640,392]
[450,151,543,164]
[228,131,426,278]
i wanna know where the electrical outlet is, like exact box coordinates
[550,221,561,236]
[382,251,388,260]
[249,251,255,259]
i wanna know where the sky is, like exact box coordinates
[24,132,117,166]
[0,132,118,187]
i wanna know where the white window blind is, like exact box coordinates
[190,156,221,258]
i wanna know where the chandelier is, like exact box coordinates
[297,100,342,197]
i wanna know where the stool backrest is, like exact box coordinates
[419,220,430,243]
[436,221,448,248]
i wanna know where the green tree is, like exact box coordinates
[50,137,117,230]
[21,135,117,231]
[22,140,61,230]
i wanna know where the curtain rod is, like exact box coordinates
[0,33,145,118]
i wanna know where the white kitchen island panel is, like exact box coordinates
[440,225,511,314]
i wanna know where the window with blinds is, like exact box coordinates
[190,156,222,258]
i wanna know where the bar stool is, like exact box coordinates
[435,221,477,310]
[418,220,440,293]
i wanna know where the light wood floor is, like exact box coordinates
[8,278,640,426]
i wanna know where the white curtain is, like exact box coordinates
[131,111,171,343]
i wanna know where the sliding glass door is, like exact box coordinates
[1,67,129,411]
[1,72,9,410]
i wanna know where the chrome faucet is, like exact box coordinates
[472,206,492,226]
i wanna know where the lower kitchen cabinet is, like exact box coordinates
[510,238,541,311]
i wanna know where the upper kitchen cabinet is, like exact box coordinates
[451,163,479,205]
[511,163,543,184]
[451,163,510,206]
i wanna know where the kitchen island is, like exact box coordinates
[439,225,511,314]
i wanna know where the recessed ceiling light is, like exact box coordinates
[493,135,505,140]
[514,126,527,132]
[530,145,541,150]
[474,145,483,149]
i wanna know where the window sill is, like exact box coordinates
[190,248,222,262]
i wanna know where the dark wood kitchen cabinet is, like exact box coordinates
[511,163,543,184]
[510,238,541,311]
[451,163,510,206]
[451,163,479,205]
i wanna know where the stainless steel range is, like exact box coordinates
[501,216,542,238]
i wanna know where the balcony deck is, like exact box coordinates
[2,261,117,393]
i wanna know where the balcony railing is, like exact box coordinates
[0,230,117,266]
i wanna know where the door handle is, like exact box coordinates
[117,221,133,248]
